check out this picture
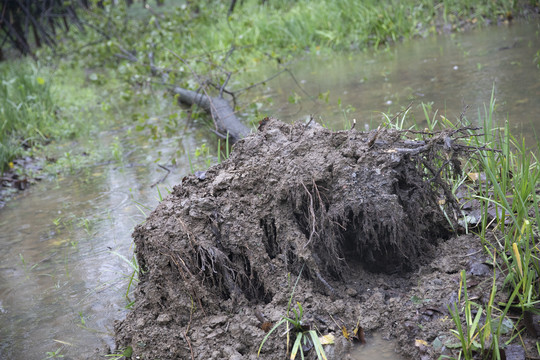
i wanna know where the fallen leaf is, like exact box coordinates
[341,326,350,340]
[319,334,335,345]
[415,339,428,347]
[467,172,479,182]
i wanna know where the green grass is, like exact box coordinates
[183,0,525,55]
[258,266,328,360]
[53,0,528,84]
[110,249,141,307]
[445,268,523,360]
[415,91,539,359]
[472,94,540,358]
[377,91,539,359]
[469,91,539,303]
[0,60,122,175]
[0,61,57,173]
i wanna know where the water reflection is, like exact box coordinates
[0,134,191,359]
[349,333,405,360]
[246,21,540,144]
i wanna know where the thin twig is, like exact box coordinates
[219,72,231,98]
[315,271,336,296]
[183,302,195,360]
[284,68,315,102]
[150,164,171,188]
[458,103,470,126]
[210,129,228,139]
[235,68,288,93]
[389,102,413,124]
[165,47,220,132]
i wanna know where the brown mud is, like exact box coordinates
[114,119,524,359]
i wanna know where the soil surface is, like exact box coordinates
[114,119,532,359]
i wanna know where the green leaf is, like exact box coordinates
[258,319,286,356]
[290,332,303,360]
[308,330,327,360]
[122,346,133,357]
[297,302,303,318]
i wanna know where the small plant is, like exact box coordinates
[77,217,93,235]
[105,346,132,360]
[258,266,327,360]
[194,143,213,169]
[111,136,123,163]
[447,270,485,359]
[78,311,86,326]
[381,103,412,130]
[44,347,64,359]
[19,253,38,274]
[110,249,141,307]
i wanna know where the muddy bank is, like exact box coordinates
[114,119,504,359]
[0,156,43,208]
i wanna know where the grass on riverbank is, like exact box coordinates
[467,97,539,359]
[408,94,540,359]
[50,0,532,94]
[0,62,57,173]
[0,60,112,175]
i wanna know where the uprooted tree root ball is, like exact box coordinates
[114,118,493,359]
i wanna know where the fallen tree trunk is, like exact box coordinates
[118,49,252,144]
[172,87,251,144]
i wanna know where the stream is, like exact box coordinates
[246,21,540,145]
[1,21,539,360]
[0,129,190,359]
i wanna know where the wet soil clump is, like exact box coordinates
[114,119,495,359]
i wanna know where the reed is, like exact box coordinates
[445,90,540,358]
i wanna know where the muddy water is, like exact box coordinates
[349,334,406,360]
[245,21,540,144]
[0,130,193,358]
[1,21,539,360]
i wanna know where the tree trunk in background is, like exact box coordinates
[172,87,251,143]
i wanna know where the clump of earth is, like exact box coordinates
[114,118,524,359]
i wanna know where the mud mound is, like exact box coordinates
[115,118,469,359]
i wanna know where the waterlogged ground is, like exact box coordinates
[1,21,539,360]
[0,133,193,359]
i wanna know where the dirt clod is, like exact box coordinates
[114,118,495,359]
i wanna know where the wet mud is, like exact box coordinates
[114,119,522,359]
